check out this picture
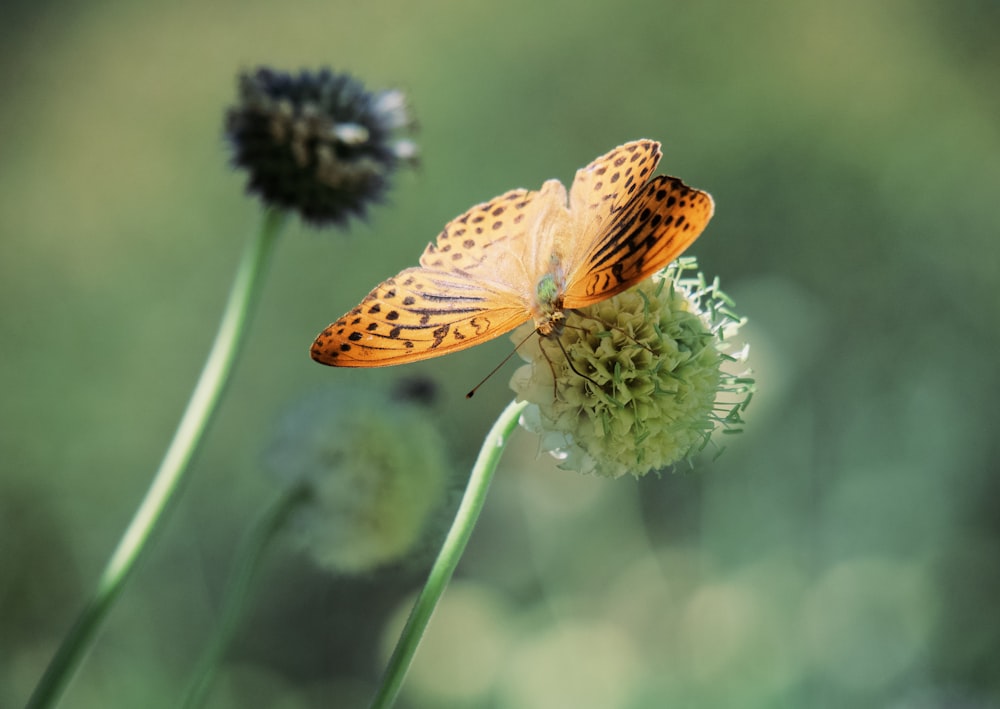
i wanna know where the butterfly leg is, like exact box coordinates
[566,309,656,355]
[540,334,605,399]
[535,336,562,400]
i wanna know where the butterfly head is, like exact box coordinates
[533,271,567,337]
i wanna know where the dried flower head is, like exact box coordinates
[225,67,417,226]
[265,384,447,573]
[509,257,752,478]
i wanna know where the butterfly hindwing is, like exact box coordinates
[310,267,529,367]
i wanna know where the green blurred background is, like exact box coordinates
[2,0,998,707]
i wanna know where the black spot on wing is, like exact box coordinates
[567,175,713,301]
[311,265,533,366]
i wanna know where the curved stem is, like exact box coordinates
[369,398,529,709]
[181,483,309,709]
[27,208,288,709]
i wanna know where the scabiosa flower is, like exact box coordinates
[265,384,447,574]
[509,257,752,479]
[225,67,417,226]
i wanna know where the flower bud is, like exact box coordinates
[265,384,447,573]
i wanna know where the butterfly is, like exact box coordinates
[311,140,714,367]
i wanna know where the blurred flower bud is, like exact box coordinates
[265,384,447,573]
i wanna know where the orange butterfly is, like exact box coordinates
[311,140,714,367]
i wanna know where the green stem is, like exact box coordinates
[181,483,309,709]
[27,208,288,709]
[369,398,529,709]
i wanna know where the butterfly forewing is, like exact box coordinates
[563,175,714,308]
[310,267,529,366]
[568,140,662,232]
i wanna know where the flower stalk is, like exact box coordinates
[181,482,309,709]
[370,398,529,709]
[27,208,287,709]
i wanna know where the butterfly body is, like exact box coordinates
[311,140,714,367]
[531,269,565,337]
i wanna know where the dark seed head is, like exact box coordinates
[225,67,418,227]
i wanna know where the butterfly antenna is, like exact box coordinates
[466,328,540,398]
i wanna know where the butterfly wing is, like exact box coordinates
[310,266,530,366]
[311,186,561,367]
[562,174,715,308]
[568,140,663,232]
[418,188,542,279]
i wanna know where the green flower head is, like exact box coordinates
[509,257,752,478]
[265,383,447,573]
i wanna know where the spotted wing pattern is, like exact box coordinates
[310,266,529,366]
[310,188,557,366]
[418,188,540,278]
[563,175,714,308]
[568,140,663,233]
